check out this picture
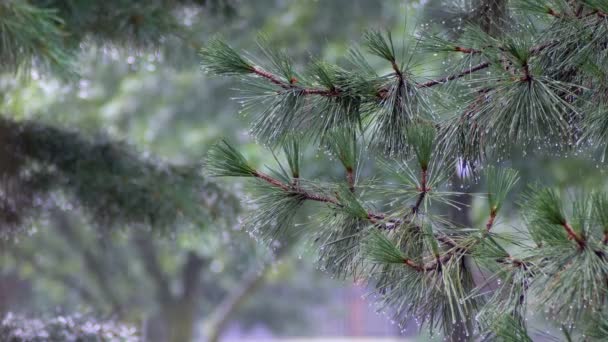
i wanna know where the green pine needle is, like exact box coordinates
[205,140,256,177]
[364,230,406,264]
[316,212,368,279]
[522,186,566,226]
[200,36,253,75]
[308,59,338,89]
[586,312,608,340]
[246,183,306,243]
[282,135,301,178]
[406,123,436,171]
[0,2,74,74]
[483,314,533,342]
[592,191,608,235]
[257,34,296,81]
[363,30,397,63]
[335,185,368,219]
[485,166,519,214]
[325,128,357,171]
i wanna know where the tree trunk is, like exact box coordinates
[206,265,269,342]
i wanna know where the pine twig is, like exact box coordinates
[561,220,586,249]
[251,66,340,96]
[417,62,491,88]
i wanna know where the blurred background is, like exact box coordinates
[0,0,598,341]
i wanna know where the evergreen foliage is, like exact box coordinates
[0,0,234,75]
[202,1,608,340]
[0,118,237,236]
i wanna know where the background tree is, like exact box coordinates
[202,0,608,341]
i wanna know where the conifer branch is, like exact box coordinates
[454,46,482,54]
[417,62,491,88]
[546,7,561,18]
[486,210,497,232]
[252,171,291,191]
[412,169,428,215]
[251,66,341,96]
[202,14,608,338]
[346,168,355,192]
[251,66,290,88]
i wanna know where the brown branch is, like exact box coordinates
[417,62,491,88]
[603,232,608,245]
[520,61,532,82]
[561,220,586,249]
[250,168,494,274]
[454,46,482,54]
[391,60,404,87]
[412,169,429,214]
[250,169,461,250]
[346,167,355,193]
[418,42,554,88]
[485,210,497,232]
[253,171,290,191]
[547,7,561,18]
[251,66,340,97]
[403,249,461,272]
[251,67,290,88]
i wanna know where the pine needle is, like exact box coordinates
[205,140,256,177]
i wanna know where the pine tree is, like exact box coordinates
[201,1,608,340]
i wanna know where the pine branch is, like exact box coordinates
[418,62,491,88]
[202,13,608,338]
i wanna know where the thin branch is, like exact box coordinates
[561,220,586,249]
[253,171,290,191]
[454,46,482,54]
[520,60,532,82]
[547,7,561,18]
[346,167,355,193]
[249,166,511,275]
[251,66,289,88]
[391,61,404,87]
[418,41,554,88]
[485,210,497,232]
[251,66,340,97]
[412,169,429,214]
[417,62,491,88]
